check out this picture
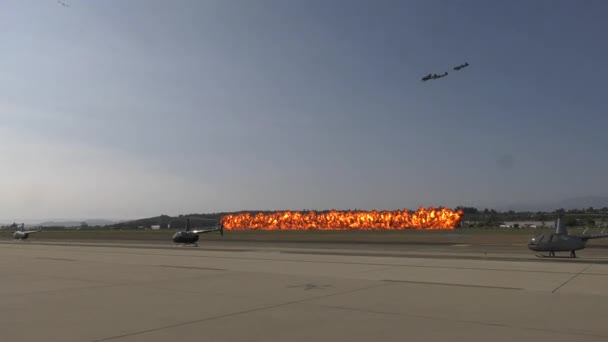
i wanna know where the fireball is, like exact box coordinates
[221,207,463,230]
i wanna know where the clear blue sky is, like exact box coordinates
[2,0,607,220]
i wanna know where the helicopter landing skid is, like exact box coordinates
[175,243,198,248]
[535,253,577,259]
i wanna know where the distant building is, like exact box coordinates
[502,221,552,229]
[150,225,160,230]
[461,221,481,228]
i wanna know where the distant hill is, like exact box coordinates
[112,210,337,229]
[500,196,608,212]
[554,196,608,210]
[112,214,224,229]
[39,219,117,227]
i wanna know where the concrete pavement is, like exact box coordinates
[2,242,608,341]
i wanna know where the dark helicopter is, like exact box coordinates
[172,218,223,246]
[453,62,469,71]
[528,217,608,258]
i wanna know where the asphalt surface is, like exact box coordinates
[4,229,608,262]
[2,238,608,341]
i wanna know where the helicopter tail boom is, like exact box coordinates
[580,233,608,241]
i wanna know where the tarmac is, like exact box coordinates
[2,239,608,342]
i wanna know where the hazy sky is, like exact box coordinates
[2,0,608,220]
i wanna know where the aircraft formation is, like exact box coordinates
[421,62,469,82]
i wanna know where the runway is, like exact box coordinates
[2,241,608,341]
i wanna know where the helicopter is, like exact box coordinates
[12,224,41,240]
[528,216,608,258]
[172,217,223,247]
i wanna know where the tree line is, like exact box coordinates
[456,206,608,227]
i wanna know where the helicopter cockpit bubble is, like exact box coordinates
[528,234,544,246]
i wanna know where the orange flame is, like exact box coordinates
[221,207,463,230]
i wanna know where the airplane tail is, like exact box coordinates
[186,218,191,232]
[219,218,224,236]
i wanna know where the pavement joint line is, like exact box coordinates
[576,272,608,276]
[280,250,608,264]
[320,305,608,339]
[1,272,120,288]
[137,256,608,276]
[6,239,608,253]
[0,282,131,298]
[7,244,608,275]
[552,264,594,293]
[35,257,77,261]
[155,265,227,271]
[0,241,253,252]
[6,241,608,261]
[90,282,391,342]
[381,279,524,290]
[0,240,518,247]
[1,245,597,276]
[348,265,400,274]
[11,240,608,265]
[127,277,345,301]
[117,281,246,298]
[2,258,227,285]
[0,270,231,298]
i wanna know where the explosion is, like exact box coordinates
[221,207,463,230]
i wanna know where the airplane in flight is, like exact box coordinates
[422,61,469,82]
[421,73,434,81]
[421,72,448,82]
[13,224,42,240]
[433,72,448,79]
[453,62,469,71]
[172,217,224,247]
[528,216,608,258]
